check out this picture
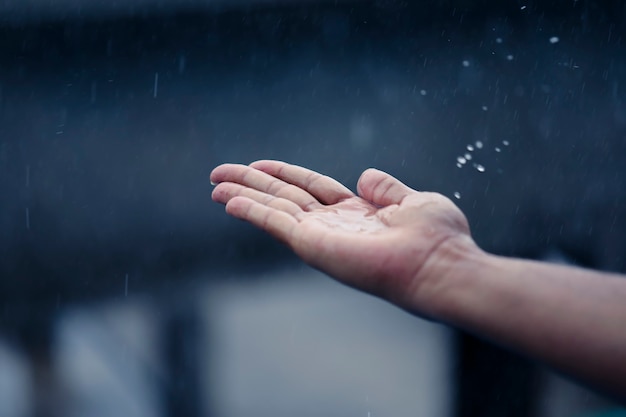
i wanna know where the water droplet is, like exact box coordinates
[549,36,560,44]
[456,163,463,168]
[495,37,503,44]
[466,144,474,151]
[457,156,467,164]
[462,60,470,67]
[476,164,486,173]
[506,54,514,61]
[464,153,472,160]
[502,140,510,146]
[420,89,427,96]
[475,140,483,149]
[495,147,501,152]
[153,72,159,98]
[454,192,461,199]
[482,105,488,111]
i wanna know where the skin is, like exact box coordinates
[210,160,626,402]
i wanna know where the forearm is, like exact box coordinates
[425,237,626,401]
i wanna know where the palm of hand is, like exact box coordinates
[211,160,469,306]
[298,197,385,234]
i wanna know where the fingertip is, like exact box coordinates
[210,182,226,203]
[209,170,219,186]
[249,159,281,172]
[248,159,267,167]
[357,167,413,206]
[356,168,382,194]
[211,162,249,185]
[224,195,250,217]
[209,163,230,185]
[359,167,381,180]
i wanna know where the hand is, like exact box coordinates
[210,160,476,315]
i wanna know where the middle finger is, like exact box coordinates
[211,163,322,210]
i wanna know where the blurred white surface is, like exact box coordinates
[204,267,453,417]
[0,267,453,417]
[55,301,162,417]
[0,342,31,417]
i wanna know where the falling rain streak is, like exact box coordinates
[24,165,31,230]
[153,72,159,98]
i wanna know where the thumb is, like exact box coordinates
[357,168,415,206]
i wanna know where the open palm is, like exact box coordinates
[210,160,471,311]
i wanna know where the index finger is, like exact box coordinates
[249,160,355,205]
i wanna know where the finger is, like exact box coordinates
[249,160,354,205]
[212,182,303,217]
[225,196,298,245]
[356,168,415,206]
[211,163,322,210]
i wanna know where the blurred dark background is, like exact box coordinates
[0,0,625,416]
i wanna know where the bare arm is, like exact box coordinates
[210,160,626,402]
[424,236,626,400]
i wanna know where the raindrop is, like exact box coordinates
[475,140,484,149]
[520,5,527,9]
[549,36,560,44]
[462,60,470,67]
[153,72,159,98]
[420,89,427,96]
[482,105,488,111]
[503,140,510,146]
[464,153,472,160]
[466,144,474,151]
[475,164,486,173]
[506,54,514,61]
[125,273,129,297]
[495,37,503,44]
[457,156,467,164]
[495,147,501,152]
[25,207,30,230]
[454,192,461,199]
[456,163,463,168]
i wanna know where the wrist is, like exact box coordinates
[405,233,488,321]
